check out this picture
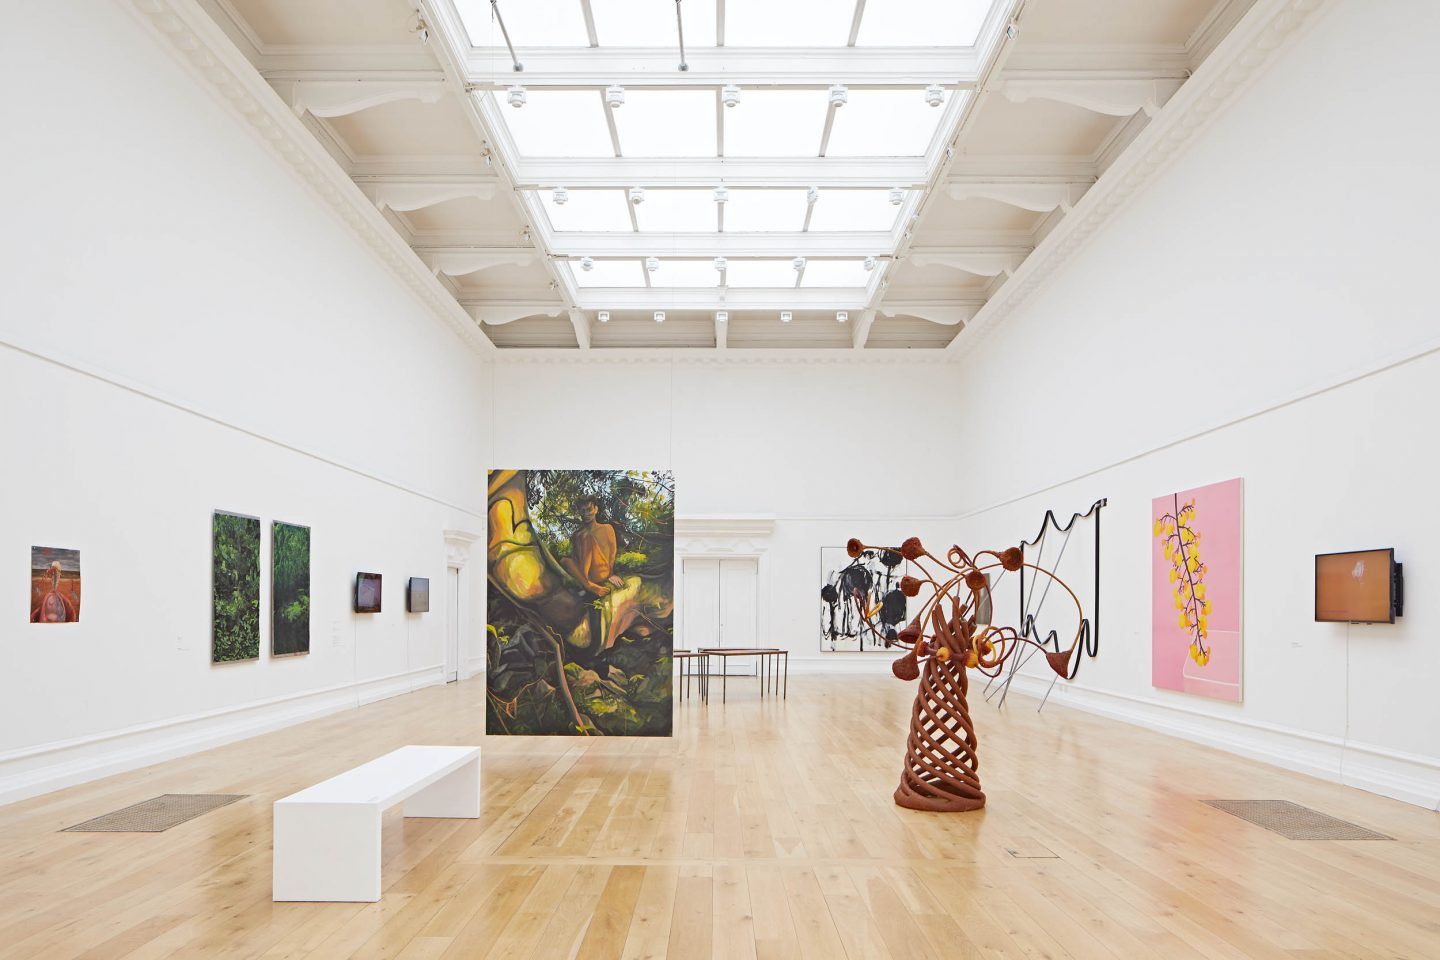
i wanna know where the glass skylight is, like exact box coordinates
[647,260,722,288]
[826,89,951,157]
[614,90,717,158]
[723,189,809,232]
[808,189,904,232]
[722,90,829,157]
[543,189,633,232]
[457,0,590,47]
[495,91,613,157]
[854,0,991,47]
[572,260,646,288]
[724,0,854,46]
[725,260,803,288]
[591,0,718,47]
[635,190,719,233]
[800,260,872,287]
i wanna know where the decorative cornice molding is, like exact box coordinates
[121,0,494,357]
[949,0,1338,363]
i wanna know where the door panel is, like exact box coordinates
[719,558,758,649]
[683,558,720,650]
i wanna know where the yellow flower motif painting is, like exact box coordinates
[1154,495,1211,667]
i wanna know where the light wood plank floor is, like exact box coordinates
[1,674,1437,959]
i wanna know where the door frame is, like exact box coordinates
[673,516,774,653]
[443,529,480,681]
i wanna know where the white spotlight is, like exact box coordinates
[863,256,877,272]
[836,310,849,323]
[506,85,526,108]
[780,311,793,323]
[579,256,594,272]
[721,84,741,107]
[713,184,729,204]
[828,84,848,108]
[792,257,806,272]
[605,84,626,108]
[654,311,666,323]
[925,84,945,108]
[597,310,610,323]
[645,256,660,273]
[551,186,568,205]
[628,187,646,206]
[889,187,905,206]
[713,257,727,273]
[806,186,819,205]
[715,310,728,322]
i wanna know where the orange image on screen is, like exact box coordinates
[1316,550,1392,622]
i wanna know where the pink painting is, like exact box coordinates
[1151,478,1242,702]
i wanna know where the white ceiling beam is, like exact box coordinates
[904,247,1029,277]
[270,78,449,118]
[567,307,592,349]
[879,301,981,326]
[463,301,567,326]
[851,308,875,349]
[423,247,537,277]
[945,178,1090,213]
[508,157,929,189]
[570,288,871,311]
[547,233,894,258]
[367,179,497,212]
[998,75,1186,118]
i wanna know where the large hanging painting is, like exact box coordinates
[212,511,261,663]
[271,521,310,657]
[1152,478,1242,702]
[30,546,81,623]
[819,546,909,651]
[487,469,675,736]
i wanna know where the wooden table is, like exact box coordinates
[673,650,709,703]
[697,648,787,703]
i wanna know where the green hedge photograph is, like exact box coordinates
[271,521,310,656]
[212,511,260,663]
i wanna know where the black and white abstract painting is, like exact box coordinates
[819,546,911,652]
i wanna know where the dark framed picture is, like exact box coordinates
[271,521,310,656]
[407,577,430,613]
[355,572,382,613]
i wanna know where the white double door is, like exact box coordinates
[682,557,758,651]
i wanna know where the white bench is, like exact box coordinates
[272,745,480,902]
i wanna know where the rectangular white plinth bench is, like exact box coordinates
[273,745,480,902]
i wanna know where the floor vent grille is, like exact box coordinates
[1203,800,1392,840]
[62,794,246,833]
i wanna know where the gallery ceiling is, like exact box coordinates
[200,0,1256,353]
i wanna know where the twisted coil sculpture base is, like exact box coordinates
[895,657,985,812]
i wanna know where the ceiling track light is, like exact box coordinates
[579,256,594,272]
[863,256,877,272]
[597,310,610,322]
[506,84,526,108]
[836,311,849,323]
[925,84,945,108]
[489,0,522,71]
[828,84,848,108]
[628,186,645,205]
[721,83,741,107]
[551,186,568,205]
[654,310,666,323]
[606,84,626,108]
[888,187,905,206]
[411,14,430,45]
[780,311,793,323]
[713,184,729,204]
[645,256,660,273]
[715,310,728,322]
[713,257,727,272]
[806,186,819,205]
[792,257,807,272]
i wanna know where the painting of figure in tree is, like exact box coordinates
[31,546,81,623]
[212,512,261,663]
[271,522,310,656]
[487,469,674,736]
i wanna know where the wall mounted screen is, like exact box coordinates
[1316,549,1397,623]
[408,577,430,614]
[355,572,382,614]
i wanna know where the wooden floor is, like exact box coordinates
[1,674,1438,960]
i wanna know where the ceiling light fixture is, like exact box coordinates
[506,85,527,108]
[836,310,849,323]
[780,311,793,323]
[713,257,727,273]
[628,187,645,206]
[713,184,729,204]
[828,84,848,108]
[721,83,741,107]
[889,187,905,206]
[864,256,877,271]
[654,310,666,323]
[579,256,594,271]
[792,257,806,272]
[551,186,568,205]
[597,310,610,322]
[411,14,430,44]
[715,310,728,322]
[645,256,660,273]
[925,84,945,107]
[806,186,819,205]
[606,84,626,108]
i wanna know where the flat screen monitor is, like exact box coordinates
[407,577,429,613]
[1315,549,1400,623]
[355,572,382,613]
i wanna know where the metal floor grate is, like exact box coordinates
[62,794,246,833]
[1204,800,1392,840]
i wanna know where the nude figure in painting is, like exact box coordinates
[563,498,626,597]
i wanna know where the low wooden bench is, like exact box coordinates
[272,745,480,902]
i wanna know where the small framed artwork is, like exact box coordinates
[31,546,81,623]
[355,572,382,613]
[407,577,430,613]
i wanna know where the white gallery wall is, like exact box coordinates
[950,0,1440,808]
[0,0,490,804]
[488,359,964,669]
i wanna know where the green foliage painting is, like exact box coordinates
[487,469,675,736]
[212,512,261,663]
[272,522,311,656]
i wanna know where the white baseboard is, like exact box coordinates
[0,665,444,808]
[1004,673,1440,811]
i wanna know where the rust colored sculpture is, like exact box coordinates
[844,536,1086,812]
